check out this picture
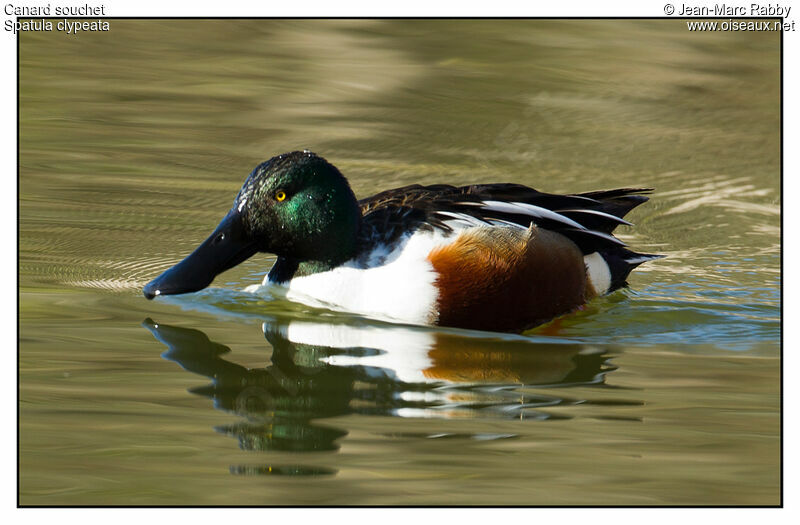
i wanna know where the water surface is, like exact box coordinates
[19,19,780,505]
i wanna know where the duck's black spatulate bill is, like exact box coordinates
[143,210,259,300]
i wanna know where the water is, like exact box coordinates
[19,20,780,505]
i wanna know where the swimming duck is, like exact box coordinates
[143,150,659,332]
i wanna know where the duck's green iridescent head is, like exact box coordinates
[143,151,361,299]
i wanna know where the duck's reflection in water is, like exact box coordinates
[143,317,620,475]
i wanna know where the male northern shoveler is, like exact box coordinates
[143,150,659,332]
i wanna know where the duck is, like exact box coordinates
[143,150,660,333]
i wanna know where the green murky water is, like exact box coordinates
[19,20,780,505]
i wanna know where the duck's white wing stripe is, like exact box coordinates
[556,208,633,226]
[479,200,586,230]
[437,210,527,230]
[435,211,488,228]
[565,228,627,246]
[484,218,527,229]
[456,201,632,247]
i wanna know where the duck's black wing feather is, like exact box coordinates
[358,183,654,256]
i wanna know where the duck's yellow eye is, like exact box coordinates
[275,190,287,202]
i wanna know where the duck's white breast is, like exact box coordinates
[266,229,453,325]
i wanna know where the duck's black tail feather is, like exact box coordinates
[600,248,664,292]
[569,188,652,233]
